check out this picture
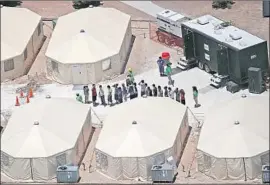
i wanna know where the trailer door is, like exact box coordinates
[184,31,195,59]
[216,47,229,75]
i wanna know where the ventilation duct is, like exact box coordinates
[197,17,209,25]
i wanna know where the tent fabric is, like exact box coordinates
[197,95,269,180]
[95,98,189,180]
[1,6,41,60]
[46,7,131,64]
[1,98,93,181]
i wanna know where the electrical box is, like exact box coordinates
[226,81,240,93]
[151,163,174,182]
[56,165,80,183]
[156,9,189,38]
[248,67,265,94]
[262,165,270,183]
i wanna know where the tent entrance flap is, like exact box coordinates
[72,65,84,84]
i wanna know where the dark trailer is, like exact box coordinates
[179,15,269,88]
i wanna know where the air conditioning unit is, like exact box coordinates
[262,165,270,183]
[56,165,80,183]
[248,67,265,94]
[151,163,175,183]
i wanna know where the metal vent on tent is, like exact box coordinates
[241,94,247,98]
[34,121,39,125]
[132,121,137,125]
[80,29,85,33]
[46,95,51,99]
[234,121,240,125]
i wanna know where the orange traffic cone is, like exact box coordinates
[15,96,20,106]
[28,88,33,98]
[20,90,24,98]
[26,95,30,103]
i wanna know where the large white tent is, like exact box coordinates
[1,6,44,81]
[95,98,189,180]
[197,95,269,180]
[1,97,93,181]
[46,7,132,84]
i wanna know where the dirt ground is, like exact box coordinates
[154,1,269,44]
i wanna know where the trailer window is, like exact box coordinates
[204,44,209,51]
[204,53,210,61]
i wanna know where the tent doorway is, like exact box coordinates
[72,65,84,84]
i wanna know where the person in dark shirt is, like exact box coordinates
[83,85,89,104]
[175,88,180,102]
[128,84,136,99]
[134,82,138,98]
[164,86,169,97]
[113,84,119,104]
[139,80,146,97]
[180,89,186,105]
[117,87,123,103]
[152,84,158,97]
[91,84,97,105]
[107,85,113,106]
[146,86,153,97]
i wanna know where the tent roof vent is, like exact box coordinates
[234,121,240,125]
[80,29,85,33]
[241,94,247,98]
[132,121,137,125]
[34,121,39,125]
[46,95,51,99]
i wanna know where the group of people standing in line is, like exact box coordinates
[76,68,200,108]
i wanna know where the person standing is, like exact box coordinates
[168,87,174,99]
[122,83,128,101]
[91,84,97,106]
[157,85,163,97]
[76,93,83,103]
[107,85,113,106]
[134,83,138,98]
[99,85,106,106]
[164,86,169,97]
[157,57,165,76]
[180,89,186,105]
[127,68,135,84]
[83,85,89,104]
[128,83,136,100]
[165,63,174,86]
[113,84,119,104]
[192,86,200,108]
[152,84,158,97]
[117,87,123,103]
[139,80,147,97]
[146,86,153,97]
[175,88,180,102]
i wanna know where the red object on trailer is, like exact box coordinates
[161,52,170,60]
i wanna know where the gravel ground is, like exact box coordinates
[153,1,269,44]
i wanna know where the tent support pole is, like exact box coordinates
[30,159,34,180]
[242,158,247,181]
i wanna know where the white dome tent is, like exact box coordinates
[95,98,190,180]
[1,6,44,81]
[1,97,93,181]
[197,95,269,180]
[45,7,132,84]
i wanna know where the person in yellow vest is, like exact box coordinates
[127,68,135,84]
[76,93,83,103]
